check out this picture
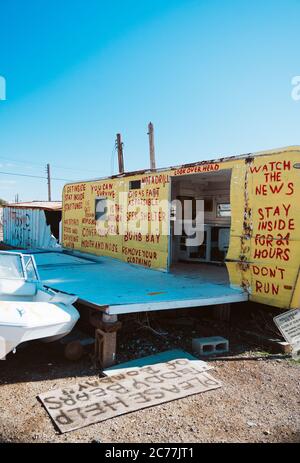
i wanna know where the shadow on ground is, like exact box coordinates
[0,302,287,385]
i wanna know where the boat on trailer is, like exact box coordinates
[0,251,80,359]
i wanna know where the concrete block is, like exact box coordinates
[192,336,229,356]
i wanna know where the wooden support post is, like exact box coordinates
[46,163,51,201]
[90,312,122,368]
[213,303,231,322]
[116,133,124,174]
[147,122,156,170]
[95,328,117,369]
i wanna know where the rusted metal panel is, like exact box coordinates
[2,206,60,249]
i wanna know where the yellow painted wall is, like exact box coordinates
[62,146,300,310]
[62,173,170,270]
[226,147,300,309]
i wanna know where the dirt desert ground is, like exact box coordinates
[1,309,299,443]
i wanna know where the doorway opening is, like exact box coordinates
[169,169,232,282]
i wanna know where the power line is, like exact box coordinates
[50,163,97,174]
[0,170,74,182]
[46,164,51,201]
[0,157,44,167]
[0,156,98,174]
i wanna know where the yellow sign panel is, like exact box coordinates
[62,174,170,270]
[227,149,300,309]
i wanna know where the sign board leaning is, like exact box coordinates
[274,308,300,359]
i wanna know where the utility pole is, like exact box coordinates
[116,133,124,174]
[46,163,51,201]
[148,122,156,170]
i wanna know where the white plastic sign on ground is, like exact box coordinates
[274,308,300,359]
[38,358,221,433]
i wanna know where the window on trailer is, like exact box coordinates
[95,198,108,221]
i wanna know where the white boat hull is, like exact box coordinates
[0,299,79,359]
[0,250,80,359]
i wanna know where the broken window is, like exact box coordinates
[129,180,141,190]
[95,198,108,221]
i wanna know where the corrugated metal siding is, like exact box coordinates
[3,207,59,249]
[0,207,3,241]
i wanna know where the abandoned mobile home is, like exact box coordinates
[58,145,300,313]
[1,145,300,365]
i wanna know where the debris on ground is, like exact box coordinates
[104,349,201,375]
[1,304,299,443]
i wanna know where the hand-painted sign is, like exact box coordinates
[226,149,300,309]
[38,358,221,433]
[274,308,300,359]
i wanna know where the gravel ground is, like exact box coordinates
[1,309,300,443]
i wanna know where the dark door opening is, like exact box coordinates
[169,169,232,271]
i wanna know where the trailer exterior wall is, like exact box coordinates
[62,146,300,310]
[63,173,170,270]
[226,148,300,310]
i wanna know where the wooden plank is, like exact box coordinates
[242,330,292,354]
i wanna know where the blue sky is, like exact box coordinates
[0,0,300,201]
